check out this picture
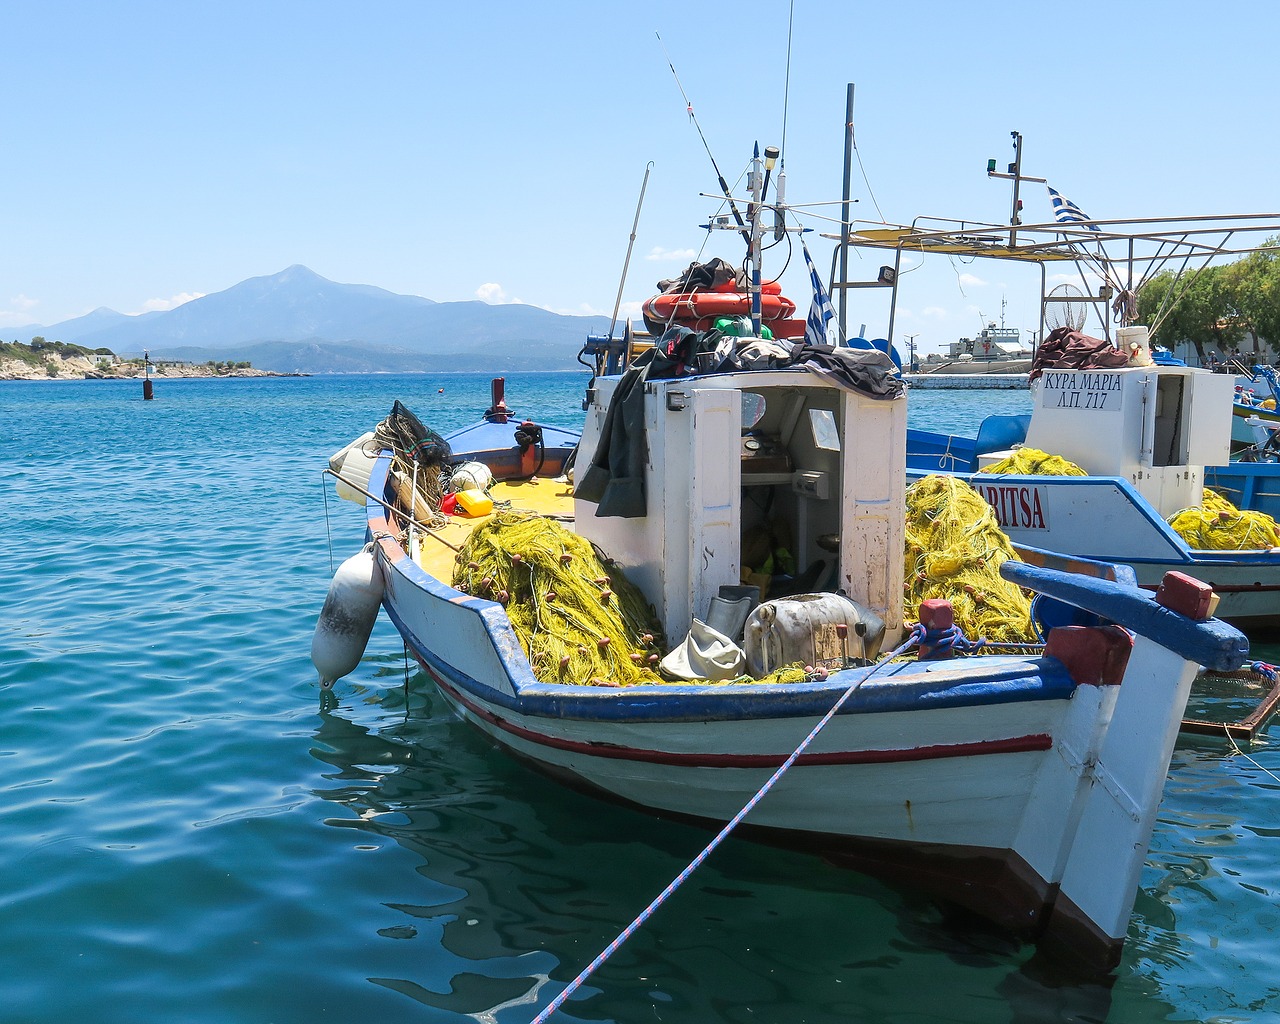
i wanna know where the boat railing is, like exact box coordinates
[1001,561,1246,673]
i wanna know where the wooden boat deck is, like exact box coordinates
[412,475,576,582]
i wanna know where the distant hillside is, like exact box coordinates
[158,338,587,374]
[17,265,610,372]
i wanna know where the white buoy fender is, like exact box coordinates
[448,460,494,493]
[311,543,384,687]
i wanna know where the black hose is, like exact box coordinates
[511,421,547,481]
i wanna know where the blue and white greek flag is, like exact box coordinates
[1047,186,1100,232]
[802,241,842,346]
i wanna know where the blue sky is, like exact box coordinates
[3,0,1277,355]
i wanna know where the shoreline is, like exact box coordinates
[0,371,307,381]
[0,360,306,382]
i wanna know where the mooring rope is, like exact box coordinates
[1224,726,1280,785]
[321,474,335,575]
[529,629,922,1023]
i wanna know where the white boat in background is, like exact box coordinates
[833,197,1280,634]
[916,320,1033,376]
[316,144,1248,978]
[905,352,1280,631]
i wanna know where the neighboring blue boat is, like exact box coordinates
[905,353,1280,634]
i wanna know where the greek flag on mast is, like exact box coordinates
[802,241,843,346]
[1047,186,1101,232]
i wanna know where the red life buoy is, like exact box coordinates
[643,284,796,329]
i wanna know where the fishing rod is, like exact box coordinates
[322,467,462,553]
[607,161,653,343]
[656,32,751,248]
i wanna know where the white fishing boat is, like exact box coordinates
[904,347,1280,629]
[313,146,1250,976]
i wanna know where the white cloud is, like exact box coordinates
[0,295,40,328]
[645,246,698,262]
[476,282,524,304]
[956,273,986,288]
[550,299,644,319]
[136,291,204,313]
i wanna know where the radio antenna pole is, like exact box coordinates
[656,33,751,247]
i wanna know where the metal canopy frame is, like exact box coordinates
[822,213,1280,349]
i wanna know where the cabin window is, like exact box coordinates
[809,408,841,452]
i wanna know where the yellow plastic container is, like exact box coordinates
[454,488,494,518]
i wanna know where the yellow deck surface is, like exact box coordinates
[412,476,576,582]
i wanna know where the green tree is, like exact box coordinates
[1225,241,1280,358]
[1137,239,1280,362]
[1138,267,1242,363]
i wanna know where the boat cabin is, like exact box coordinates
[574,369,906,647]
[991,337,1235,517]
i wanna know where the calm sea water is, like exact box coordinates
[3,372,1278,1024]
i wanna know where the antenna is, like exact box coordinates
[986,131,1046,246]
[656,33,750,248]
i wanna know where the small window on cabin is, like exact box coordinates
[809,408,840,451]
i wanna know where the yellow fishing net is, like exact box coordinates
[452,511,667,686]
[903,475,1037,642]
[450,511,816,687]
[451,475,1041,687]
[1167,488,1280,550]
[979,447,1087,476]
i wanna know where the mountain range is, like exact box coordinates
[10,265,614,373]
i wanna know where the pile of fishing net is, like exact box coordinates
[450,511,815,687]
[979,447,1086,476]
[1167,488,1280,550]
[451,510,667,685]
[904,475,1037,643]
[375,400,451,525]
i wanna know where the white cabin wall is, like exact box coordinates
[1024,369,1140,478]
[574,378,744,646]
[841,389,906,638]
[574,377,670,633]
[678,387,743,633]
[1185,371,1235,466]
[1137,369,1232,517]
[576,370,909,649]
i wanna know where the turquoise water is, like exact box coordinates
[3,372,1278,1023]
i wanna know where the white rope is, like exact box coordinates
[530,632,920,1022]
[1224,728,1280,785]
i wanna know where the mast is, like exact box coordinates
[839,84,854,332]
[986,131,1045,248]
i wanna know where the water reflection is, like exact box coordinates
[309,677,1197,1022]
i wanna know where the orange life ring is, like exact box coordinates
[643,284,796,329]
